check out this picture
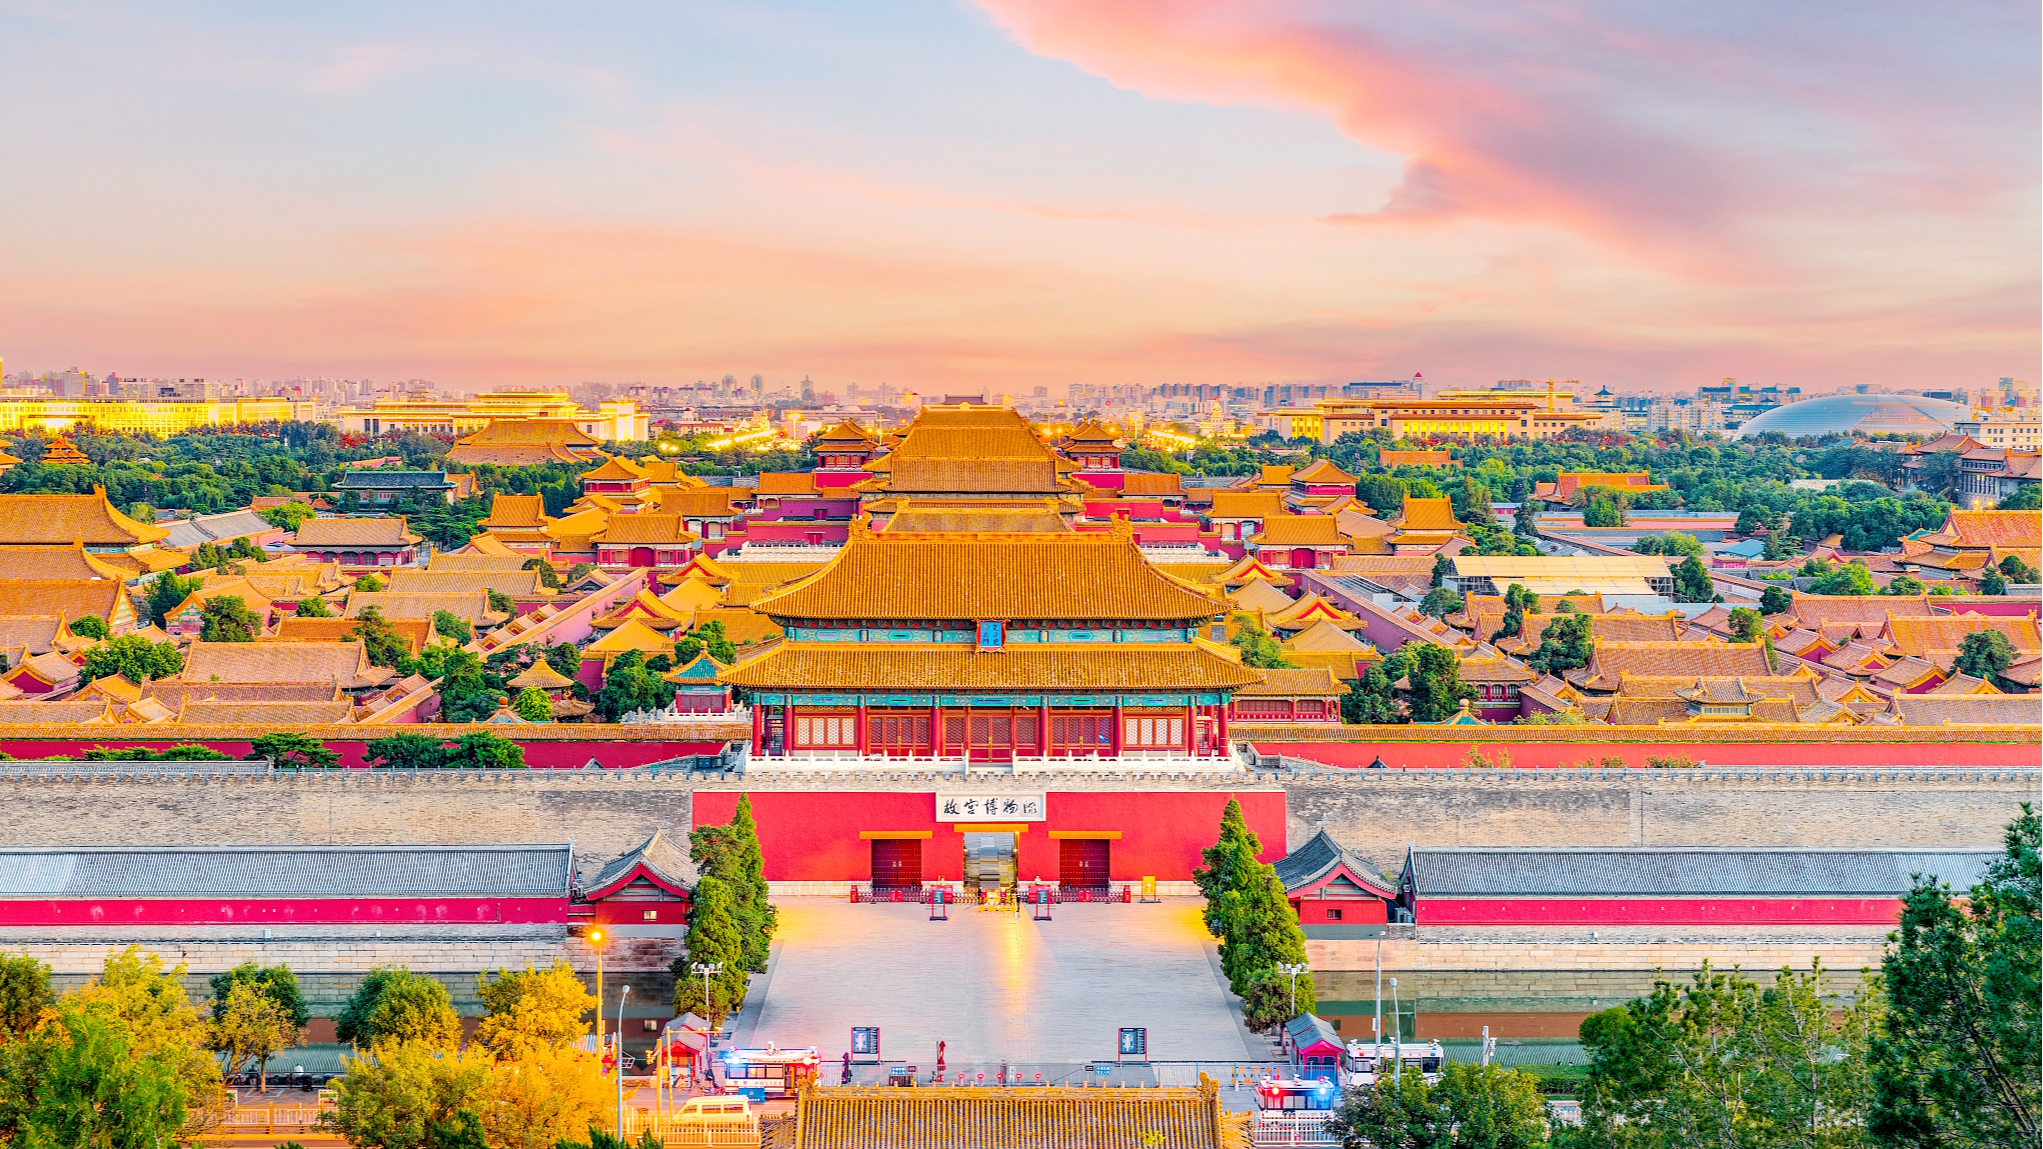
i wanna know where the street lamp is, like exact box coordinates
[1389,977,1401,1086]
[616,986,632,1140]
[690,961,725,1029]
[1277,962,1310,1019]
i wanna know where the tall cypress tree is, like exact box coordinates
[1193,798,1258,940]
[727,794,777,971]
[673,877,748,1027]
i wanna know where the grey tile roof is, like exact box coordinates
[584,830,696,894]
[335,471,453,489]
[1275,830,1398,898]
[164,510,278,549]
[0,844,573,898]
[1408,848,1997,898]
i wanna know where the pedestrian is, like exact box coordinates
[841,1051,852,1086]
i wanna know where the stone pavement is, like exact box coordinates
[731,898,1272,1076]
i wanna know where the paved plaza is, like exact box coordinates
[733,898,1269,1081]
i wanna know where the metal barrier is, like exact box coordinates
[621,1106,762,1147]
[219,1105,326,1134]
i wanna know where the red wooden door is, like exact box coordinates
[871,839,922,889]
[1059,840,1110,890]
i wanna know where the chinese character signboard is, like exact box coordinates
[935,793,1047,822]
[1117,1027,1148,1063]
[851,1027,880,1062]
[977,620,1005,649]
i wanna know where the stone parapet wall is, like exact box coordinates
[0,924,567,976]
[1282,767,2034,873]
[1310,924,1890,978]
[0,767,2028,883]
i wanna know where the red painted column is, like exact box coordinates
[1183,705,1195,756]
[782,702,793,754]
[1039,699,1050,759]
[1111,701,1124,757]
[752,702,765,753]
[931,703,944,757]
[856,701,870,756]
[1215,702,1228,753]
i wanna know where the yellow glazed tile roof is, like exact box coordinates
[0,489,170,546]
[479,494,552,528]
[751,528,1225,622]
[719,642,1259,691]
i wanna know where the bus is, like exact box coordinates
[716,1044,820,1101]
[1342,1040,1445,1088]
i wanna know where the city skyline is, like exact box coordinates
[1,2,2034,394]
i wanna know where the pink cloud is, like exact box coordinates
[975,0,2037,274]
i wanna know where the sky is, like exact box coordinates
[0,1,2035,395]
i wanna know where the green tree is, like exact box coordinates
[0,952,53,1040]
[354,572,384,592]
[211,980,301,1092]
[595,650,675,721]
[292,595,333,618]
[432,609,475,645]
[349,605,414,671]
[1419,587,1464,619]
[486,588,515,616]
[1496,584,1538,639]
[1979,567,2008,595]
[444,731,525,769]
[1192,798,1258,940]
[671,877,749,1028]
[1869,806,2039,1149]
[1357,475,1408,518]
[1670,555,1719,603]
[687,795,775,973]
[144,572,201,627]
[1230,615,1294,669]
[1995,484,2041,510]
[365,732,449,769]
[199,594,261,642]
[2,996,199,1149]
[1944,625,2026,686]
[246,732,338,770]
[522,557,561,590]
[1342,662,1406,724]
[208,962,310,1030]
[68,614,109,640]
[1525,613,1594,676]
[1810,562,1876,596]
[1633,532,1703,558]
[472,962,595,1058]
[1514,497,1544,540]
[1404,644,1474,723]
[1330,1061,1550,1149]
[325,1042,492,1149]
[259,501,317,531]
[1999,553,2039,583]
[1570,961,1883,1149]
[1911,451,1966,500]
[1727,607,1763,644]
[81,633,184,685]
[1759,586,1793,615]
[1430,554,1454,588]
[1882,574,1925,596]
[1583,492,1626,527]
[334,968,462,1050]
[513,686,553,721]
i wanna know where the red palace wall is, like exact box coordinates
[1255,741,2037,769]
[0,897,567,927]
[0,738,727,769]
[693,789,1286,884]
[1416,898,1908,926]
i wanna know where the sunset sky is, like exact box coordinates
[1,1,2035,394]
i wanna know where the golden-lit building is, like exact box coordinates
[334,391,649,442]
[0,397,314,435]
[1261,383,1601,443]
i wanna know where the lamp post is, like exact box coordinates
[1389,977,1401,1086]
[690,961,725,1032]
[616,986,631,1140]
[1278,962,1310,1019]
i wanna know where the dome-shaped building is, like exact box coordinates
[1733,394,1965,441]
